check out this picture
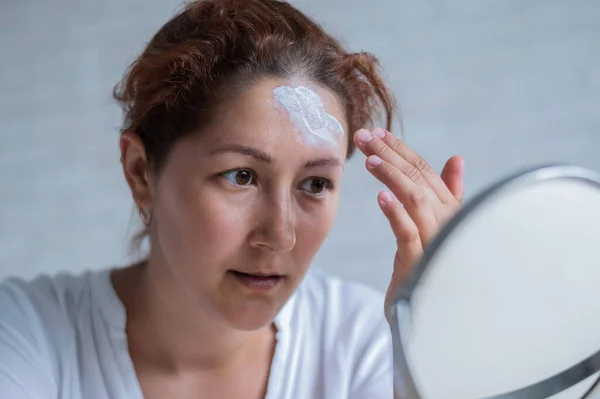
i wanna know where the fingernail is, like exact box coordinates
[379,191,394,204]
[356,129,373,143]
[373,128,386,139]
[367,155,383,167]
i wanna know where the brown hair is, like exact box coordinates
[114,0,396,171]
[114,0,396,249]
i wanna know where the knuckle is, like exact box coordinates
[374,143,391,158]
[409,190,427,207]
[404,166,423,184]
[389,139,404,154]
[396,214,421,246]
[413,157,432,174]
[395,222,420,245]
[385,164,401,182]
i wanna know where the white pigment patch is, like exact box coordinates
[272,85,344,147]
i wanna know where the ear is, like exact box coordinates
[120,132,152,209]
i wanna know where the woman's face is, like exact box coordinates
[148,78,348,330]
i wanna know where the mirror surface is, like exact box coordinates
[389,165,600,399]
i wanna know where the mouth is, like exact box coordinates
[228,270,285,291]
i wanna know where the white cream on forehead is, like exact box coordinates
[271,85,344,147]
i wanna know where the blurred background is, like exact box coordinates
[0,0,598,293]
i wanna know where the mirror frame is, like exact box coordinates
[386,164,600,399]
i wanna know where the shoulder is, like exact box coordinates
[0,269,111,362]
[0,271,97,328]
[0,271,98,396]
[0,271,101,353]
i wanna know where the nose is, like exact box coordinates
[249,191,296,253]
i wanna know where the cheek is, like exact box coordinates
[294,198,338,257]
[153,175,250,265]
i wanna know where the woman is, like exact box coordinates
[0,0,464,398]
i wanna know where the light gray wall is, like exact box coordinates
[1,0,598,293]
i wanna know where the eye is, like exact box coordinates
[221,169,255,186]
[300,178,333,196]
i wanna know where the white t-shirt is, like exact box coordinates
[0,267,393,398]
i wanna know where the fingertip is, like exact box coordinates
[378,190,394,206]
[372,127,386,139]
[354,128,373,145]
[367,155,383,168]
[451,155,465,174]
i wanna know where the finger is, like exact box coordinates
[377,128,460,204]
[378,191,423,307]
[367,155,438,242]
[357,128,457,205]
[354,129,428,188]
[441,155,465,204]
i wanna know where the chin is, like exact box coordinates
[231,316,276,331]
[220,296,287,331]
[212,271,301,330]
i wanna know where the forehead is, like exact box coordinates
[206,77,348,151]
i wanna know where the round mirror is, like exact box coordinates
[388,164,600,399]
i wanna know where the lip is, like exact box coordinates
[230,269,285,278]
[228,270,285,292]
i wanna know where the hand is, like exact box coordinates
[353,128,465,314]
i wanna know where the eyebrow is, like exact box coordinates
[303,158,343,169]
[209,144,273,163]
[209,144,343,169]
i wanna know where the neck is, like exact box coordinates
[112,259,275,373]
